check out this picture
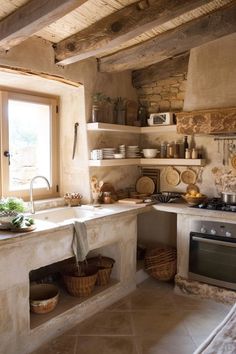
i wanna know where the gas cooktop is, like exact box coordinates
[193,198,236,212]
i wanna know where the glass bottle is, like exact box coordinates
[185,148,191,159]
[183,136,189,155]
[191,148,198,159]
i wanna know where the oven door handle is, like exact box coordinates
[192,236,236,247]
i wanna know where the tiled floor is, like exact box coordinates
[32,278,231,354]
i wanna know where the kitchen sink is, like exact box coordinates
[32,205,114,224]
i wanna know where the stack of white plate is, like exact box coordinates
[119,145,126,158]
[126,146,141,158]
[102,148,116,159]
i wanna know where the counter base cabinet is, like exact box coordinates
[0,213,137,354]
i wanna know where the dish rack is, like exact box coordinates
[140,167,160,193]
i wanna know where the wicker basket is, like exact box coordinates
[144,247,177,281]
[87,256,115,286]
[62,263,98,297]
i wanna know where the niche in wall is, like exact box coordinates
[29,242,120,329]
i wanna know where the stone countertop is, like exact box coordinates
[153,202,236,221]
[2,201,236,246]
[0,203,151,245]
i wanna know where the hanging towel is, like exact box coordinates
[72,221,89,263]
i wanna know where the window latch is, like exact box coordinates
[4,151,10,165]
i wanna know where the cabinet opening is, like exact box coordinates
[29,243,120,329]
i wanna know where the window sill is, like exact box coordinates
[26,198,66,213]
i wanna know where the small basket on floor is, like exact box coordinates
[144,247,177,281]
[87,256,115,286]
[62,263,98,297]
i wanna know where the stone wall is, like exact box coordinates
[136,72,187,114]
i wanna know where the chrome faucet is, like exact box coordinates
[30,176,50,214]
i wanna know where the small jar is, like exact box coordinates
[167,144,174,158]
[185,148,191,159]
[92,104,100,123]
[191,148,198,159]
[103,192,112,204]
[160,143,167,158]
[174,142,180,158]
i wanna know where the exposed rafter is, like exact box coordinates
[55,0,212,65]
[99,3,236,72]
[0,0,88,50]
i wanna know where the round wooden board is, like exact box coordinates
[136,176,155,194]
[231,155,236,169]
[165,167,180,186]
[9,225,36,233]
[181,169,197,185]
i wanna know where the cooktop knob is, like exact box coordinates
[225,231,232,237]
[210,229,216,235]
[200,227,207,233]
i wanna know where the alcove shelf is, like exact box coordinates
[87,122,177,134]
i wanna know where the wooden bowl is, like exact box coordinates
[182,195,207,206]
[30,283,59,314]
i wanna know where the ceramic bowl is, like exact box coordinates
[142,149,159,158]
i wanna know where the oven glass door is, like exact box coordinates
[189,232,236,288]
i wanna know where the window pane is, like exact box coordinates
[8,99,51,191]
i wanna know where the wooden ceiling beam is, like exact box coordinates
[132,52,190,88]
[55,0,212,65]
[99,3,236,72]
[0,0,88,50]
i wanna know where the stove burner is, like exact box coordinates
[193,198,236,212]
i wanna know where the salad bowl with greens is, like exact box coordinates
[0,197,33,229]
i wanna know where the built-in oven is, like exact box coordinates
[188,220,236,290]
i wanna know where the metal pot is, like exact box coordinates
[221,192,236,205]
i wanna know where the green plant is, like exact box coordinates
[0,197,25,213]
[92,92,111,104]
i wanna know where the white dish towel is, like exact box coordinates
[72,221,89,263]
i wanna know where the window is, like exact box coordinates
[0,90,59,199]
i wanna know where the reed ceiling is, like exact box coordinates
[0,0,235,71]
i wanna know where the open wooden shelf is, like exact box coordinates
[140,125,177,133]
[87,122,140,133]
[30,279,120,329]
[89,158,206,167]
[140,158,206,166]
[89,158,140,166]
[87,122,177,134]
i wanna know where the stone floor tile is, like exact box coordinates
[31,334,77,354]
[181,310,227,337]
[136,334,197,354]
[75,336,138,354]
[125,291,176,312]
[132,310,188,337]
[30,278,230,354]
[74,311,133,336]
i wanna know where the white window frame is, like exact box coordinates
[0,89,59,200]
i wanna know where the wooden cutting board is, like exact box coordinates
[118,198,143,204]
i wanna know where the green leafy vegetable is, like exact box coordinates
[0,197,25,213]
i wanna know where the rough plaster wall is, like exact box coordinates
[184,33,236,111]
[141,132,226,197]
[0,37,138,201]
